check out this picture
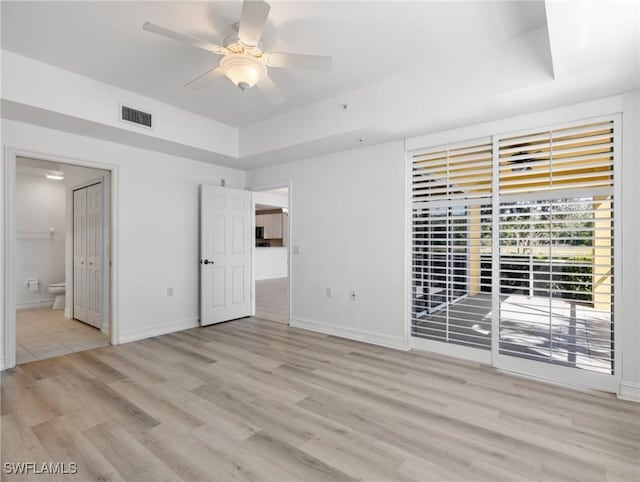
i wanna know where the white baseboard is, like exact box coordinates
[64,309,72,319]
[117,318,199,345]
[16,298,54,310]
[290,317,409,351]
[0,357,5,371]
[618,382,640,402]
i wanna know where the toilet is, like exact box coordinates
[49,282,66,310]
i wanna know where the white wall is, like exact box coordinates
[255,247,288,281]
[248,141,409,349]
[15,172,66,309]
[254,191,288,208]
[2,119,246,354]
[2,51,238,159]
[248,92,640,399]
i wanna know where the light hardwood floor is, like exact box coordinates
[16,309,109,364]
[255,277,289,324]
[2,317,639,481]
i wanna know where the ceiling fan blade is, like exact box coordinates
[263,53,333,71]
[183,67,225,90]
[238,0,270,47]
[143,22,227,55]
[256,75,285,105]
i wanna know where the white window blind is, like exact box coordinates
[412,141,493,349]
[499,121,614,196]
[497,120,615,374]
[413,143,493,202]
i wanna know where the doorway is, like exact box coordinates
[10,156,111,365]
[253,186,290,324]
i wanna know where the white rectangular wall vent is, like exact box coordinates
[120,105,152,128]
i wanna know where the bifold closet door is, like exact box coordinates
[73,182,103,329]
[73,188,87,323]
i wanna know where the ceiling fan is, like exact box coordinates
[143,0,333,105]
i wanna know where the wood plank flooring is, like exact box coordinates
[2,317,639,481]
[255,278,289,324]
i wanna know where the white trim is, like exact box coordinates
[2,150,17,370]
[2,146,119,370]
[16,298,55,310]
[250,182,293,326]
[410,336,491,364]
[287,181,292,325]
[404,148,412,352]
[249,193,259,316]
[611,113,623,382]
[618,382,640,402]
[118,318,198,344]
[0,357,5,371]
[291,317,410,351]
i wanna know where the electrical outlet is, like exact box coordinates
[350,290,356,301]
[326,288,332,298]
[167,287,174,297]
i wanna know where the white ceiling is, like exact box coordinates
[1,1,546,128]
[16,156,108,179]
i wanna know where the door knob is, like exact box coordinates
[201,259,214,265]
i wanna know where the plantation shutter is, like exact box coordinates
[412,141,493,349]
[499,121,614,196]
[497,120,615,374]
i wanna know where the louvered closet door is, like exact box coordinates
[494,119,618,389]
[412,141,493,351]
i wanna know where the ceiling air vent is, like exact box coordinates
[120,105,152,128]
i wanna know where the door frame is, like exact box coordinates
[2,147,119,370]
[250,182,292,325]
[71,177,109,333]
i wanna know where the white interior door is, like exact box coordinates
[73,188,87,323]
[73,181,103,329]
[200,185,252,326]
[86,183,103,328]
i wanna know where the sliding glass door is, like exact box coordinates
[411,116,619,391]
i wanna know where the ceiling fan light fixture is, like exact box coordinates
[219,54,266,90]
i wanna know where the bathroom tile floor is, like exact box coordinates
[16,308,108,364]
